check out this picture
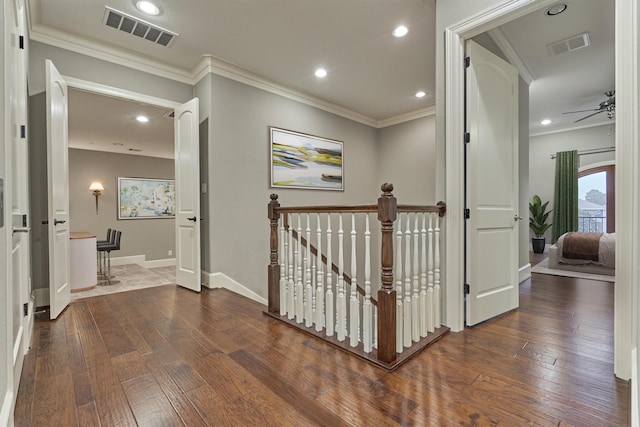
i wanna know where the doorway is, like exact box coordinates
[443,0,636,380]
[67,87,176,292]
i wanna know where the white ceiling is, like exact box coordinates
[31,0,614,159]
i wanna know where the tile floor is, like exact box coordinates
[71,264,176,301]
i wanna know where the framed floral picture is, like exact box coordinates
[117,177,175,219]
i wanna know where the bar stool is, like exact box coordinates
[96,228,113,277]
[97,230,122,285]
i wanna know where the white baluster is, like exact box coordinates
[404,214,412,348]
[315,213,325,331]
[305,214,313,327]
[412,214,420,343]
[287,217,295,320]
[325,215,334,336]
[337,214,346,342]
[420,213,428,337]
[434,214,441,329]
[363,214,373,353]
[349,213,360,347]
[296,215,304,324]
[427,213,434,332]
[395,216,404,354]
[280,216,287,316]
[373,306,378,349]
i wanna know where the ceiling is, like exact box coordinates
[30,0,614,159]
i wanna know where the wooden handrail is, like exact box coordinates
[276,205,378,214]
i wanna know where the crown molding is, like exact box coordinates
[28,23,430,129]
[192,55,379,127]
[28,25,194,84]
[529,119,615,137]
[487,27,536,85]
[376,106,436,128]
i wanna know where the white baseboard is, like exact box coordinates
[519,263,531,283]
[632,348,638,427]
[144,258,175,268]
[110,255,175,269]
[202,271,267,306]
[110,255,146,266]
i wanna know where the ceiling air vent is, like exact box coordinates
[546,32,590,57]
[103,7,178,47]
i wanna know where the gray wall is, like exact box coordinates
[377,115,437,203]
[529,123,615,241]
[68,149,175,260]
[206,73,380,299]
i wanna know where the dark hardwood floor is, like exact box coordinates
[15,273,628,426]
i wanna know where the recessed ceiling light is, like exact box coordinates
[415,91,427,98]
[541,119,552,125]
[136,1,160,16]
[136,115,149,123]
[545,4,567,16]
[315,68,327,78]
[393,25,409,38]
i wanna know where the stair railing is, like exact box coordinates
[268,183,446,367]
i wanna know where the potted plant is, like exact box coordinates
[529,195,552,254]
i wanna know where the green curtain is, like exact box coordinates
[552,150,579,242]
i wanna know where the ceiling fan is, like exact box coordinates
[562,90,616,122]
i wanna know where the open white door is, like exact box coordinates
[175,98,201,291]
[465,41,519,326]
[46,60,71,319]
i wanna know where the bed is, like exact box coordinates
[548,232,615,276]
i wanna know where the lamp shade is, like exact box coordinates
[89,182,104,192]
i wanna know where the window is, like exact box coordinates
[578,165,615,232]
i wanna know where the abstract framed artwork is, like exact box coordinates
[117,177,175,219]
[270,127,344,191]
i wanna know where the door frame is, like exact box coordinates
[60,76,192,286]
[443,0,637,380]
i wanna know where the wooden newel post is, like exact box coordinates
[268,194,281,314]
[377,183,397,363]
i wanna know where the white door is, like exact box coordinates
[465,41,519,326]
[10,0,31,390]
[46,60,71,319]
[174,98,201,291]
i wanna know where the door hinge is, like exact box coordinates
[19,35,24,49]
[464,208,470,219]
[464,56,470,68]
[23,302,28,316]
[464,132,470,143]
[22,214,27,227]
[20,125,26,139]
[464,283,470,295]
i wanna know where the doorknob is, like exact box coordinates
[54,219,66,225]
[187,216,197,222]
[514,215,523,221]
